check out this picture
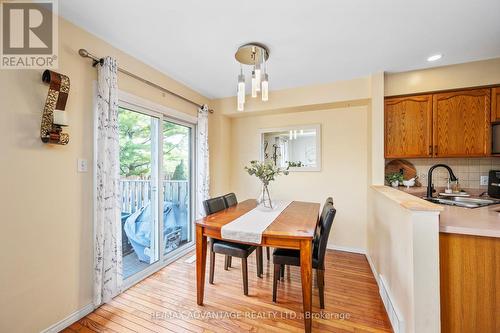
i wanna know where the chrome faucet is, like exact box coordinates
[427,164,457,198]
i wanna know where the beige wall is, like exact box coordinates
[228,106,369,250]
[208,111,232,196]
[385,57,500,96]
[369,73,385,185]
[213,76,370,116]
[368,188,441,333]
[211,76,372,250]
[0,17,209,333]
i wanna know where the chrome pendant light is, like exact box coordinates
[234,43,270,111]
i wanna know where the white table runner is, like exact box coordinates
[221,201,292,244]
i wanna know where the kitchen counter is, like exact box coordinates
[371,185,443,211]
[396,186,500,238]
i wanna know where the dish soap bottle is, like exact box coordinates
[445,178,453,194]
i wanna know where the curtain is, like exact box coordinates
[196,105,210,218]
[93,57,123,306]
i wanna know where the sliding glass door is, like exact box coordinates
[162,120,193,255]
[118,107,160,278]
[118,105,195,281]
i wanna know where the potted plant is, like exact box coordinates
[244,160,289,208]
[386,172,403,188]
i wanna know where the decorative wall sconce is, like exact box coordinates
[41,70,70,145]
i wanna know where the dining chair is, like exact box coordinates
[222,192,238,207]
[223,192,271,263]
[221,192,264,271]
[203,195,263,295]
[272,197,336,308]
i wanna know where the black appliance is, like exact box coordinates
[492,124,500,154]
[487,170,500,198]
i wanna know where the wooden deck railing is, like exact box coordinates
[120,179,189,213]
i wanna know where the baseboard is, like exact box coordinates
[327,244,366,255]
[40,303,94,333]
[365,253,404,333]
[378,274,405,333]
[365,252,380,285]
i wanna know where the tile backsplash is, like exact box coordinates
[386,158,500,189]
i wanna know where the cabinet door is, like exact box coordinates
[433,89,491,157]
[384,95,433,158]
[491,87,500,122]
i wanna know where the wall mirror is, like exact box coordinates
[260,124,321,172]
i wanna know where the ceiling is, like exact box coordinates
[59,0,500,99]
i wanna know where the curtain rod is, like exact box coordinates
[78,49,213,113]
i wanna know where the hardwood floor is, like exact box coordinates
[63,250,392,333]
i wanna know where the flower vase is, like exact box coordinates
[259,183,273,209]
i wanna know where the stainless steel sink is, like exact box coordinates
[423,196,500,208]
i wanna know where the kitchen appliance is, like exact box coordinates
[492,124,500,154]
[487,170,500,198]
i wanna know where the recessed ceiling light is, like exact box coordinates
[427,54,442,62]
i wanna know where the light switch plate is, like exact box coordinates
[480,175,489,186]
[77,158,88,173]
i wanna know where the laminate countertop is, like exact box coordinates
[397,186,500,238]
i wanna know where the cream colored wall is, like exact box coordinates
[369,73,385,185]
[385,57,500,96]
[369,188,441,333]
[0,17,209,333]
[210,76,372,250]
[213,76,370,116]
[229,106,369,250]
[208,111,232,196]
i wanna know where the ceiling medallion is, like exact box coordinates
[234,43,270,111]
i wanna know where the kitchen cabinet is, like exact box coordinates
[385,87,493,158]
[384,95,433,158]
[492,86,500,122]
[440,233,500,333]
[433,89,491,157]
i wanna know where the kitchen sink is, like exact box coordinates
[423,196,500,208]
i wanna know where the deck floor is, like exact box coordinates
[123,252,151,279]
[64,249,392,332]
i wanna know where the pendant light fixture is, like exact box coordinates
[237,66,245,111]
[255,64,261,92]
[261,73,269,101]
[251,70,257,98]
[234,43,270,111]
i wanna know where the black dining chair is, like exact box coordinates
[221,193,236,269]
[222,192,238,207]
[204,195,263,295]
[223,192,272,263]
[272,197,336,308]
[221,192,265,271]
[203,196,226,215]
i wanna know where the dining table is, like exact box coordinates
[195,199,320,333]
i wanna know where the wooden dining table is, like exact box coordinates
[195,199,320,333]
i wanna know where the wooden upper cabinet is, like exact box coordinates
[384,95,433,158]
[433,88,491,157]
[492,87,500,122]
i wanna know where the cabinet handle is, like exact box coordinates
[434,145,438,155]
[429,145,433,156]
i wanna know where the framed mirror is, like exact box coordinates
[260,124,321,172]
